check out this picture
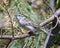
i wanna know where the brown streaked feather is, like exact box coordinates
[23,18,38,27]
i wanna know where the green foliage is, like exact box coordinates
[8,39,24,48]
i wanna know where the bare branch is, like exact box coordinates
[0,33,30,39]
[2,0,14,37]
[43,9,60,48]
[39,8,60,27]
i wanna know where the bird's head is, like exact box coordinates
[15,14,25,20]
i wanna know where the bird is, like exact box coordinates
[15,14,39,34]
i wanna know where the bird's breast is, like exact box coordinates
[26,26,36,32]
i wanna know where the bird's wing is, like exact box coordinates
[23,18,38,27]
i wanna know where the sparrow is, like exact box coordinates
[15,14,39,34]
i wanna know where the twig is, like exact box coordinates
[39,8,60,27]
[5,39,12,48]
[2,0,14,37]
[43,31,51,48]
[23,40,28,48]
[0,33,30,39]
[43,10,59,48]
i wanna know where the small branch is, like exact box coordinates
[23,40,28,48]
[2,0,14,37]
[39,8,60,27]
[43,31,51,48]
[0,33,30,39]
[5,39,12,48]
[43,9,60,48]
